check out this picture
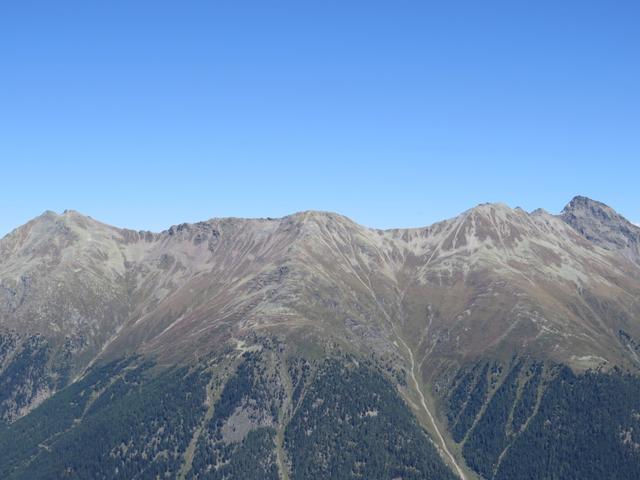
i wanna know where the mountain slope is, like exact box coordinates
[2,197,640,479]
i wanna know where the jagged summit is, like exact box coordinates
[560,195,640,265]
[560,195,634,226]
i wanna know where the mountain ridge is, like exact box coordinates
[2,195,640,479]
[3,196,640,373]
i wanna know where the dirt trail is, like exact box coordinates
[397,336,467,480]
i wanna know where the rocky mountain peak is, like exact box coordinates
[562,195,622,221]
[560,196,640,264]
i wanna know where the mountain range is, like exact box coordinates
[1,196,640,479]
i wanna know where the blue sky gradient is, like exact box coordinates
[1,1,638,235]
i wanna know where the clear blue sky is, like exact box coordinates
[1,1,638,236]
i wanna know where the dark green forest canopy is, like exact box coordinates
[448,361,640,480]
[2,351,640,480]
[285,360,458,480]
[0,354,455,480]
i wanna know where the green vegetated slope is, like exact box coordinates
[0,358,211,479]
[0,348,456,480]
[285,359,458,480]
[5,343,640,480]
[447,358,640,480]
[187,351,281,480]
[0,331,79,424]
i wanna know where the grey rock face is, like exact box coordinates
[560,196,640,265]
